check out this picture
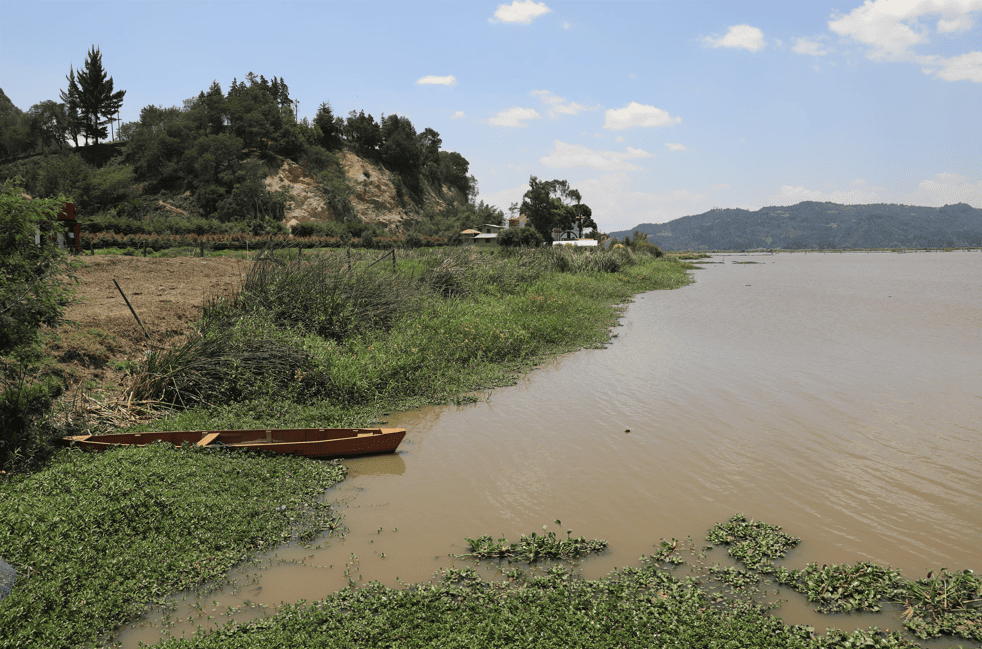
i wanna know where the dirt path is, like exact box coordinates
[47,255,251,400]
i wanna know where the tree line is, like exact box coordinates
[1,46,604,246]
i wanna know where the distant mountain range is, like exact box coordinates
[607,201,982,251]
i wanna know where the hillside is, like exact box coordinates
[609,201,982,251]
[1,75,491,242]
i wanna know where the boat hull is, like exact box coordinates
[62,428,406,459]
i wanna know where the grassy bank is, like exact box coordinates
[118,246,697,432]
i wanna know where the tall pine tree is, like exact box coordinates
[58,66,83,147]
[70,46,125,145]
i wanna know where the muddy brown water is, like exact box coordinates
[117,251,981,647]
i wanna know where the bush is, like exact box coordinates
[0,179,78,470]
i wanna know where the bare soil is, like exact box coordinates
[45,254,250,403]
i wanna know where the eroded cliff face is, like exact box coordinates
[265,151,465,232]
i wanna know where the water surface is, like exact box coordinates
[119,250,981,646]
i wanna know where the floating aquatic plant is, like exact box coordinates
[705,513,801,572]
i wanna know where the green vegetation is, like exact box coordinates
[706,513,801,572]
[0,179,80,471]
[0,443,346,648]
[117,246,689,432]
[2,65,482,244]
[62,46,126,146]
[520,176,596,244]
[125,514,980,649]
[459,521,608,561]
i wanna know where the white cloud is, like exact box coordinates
[603,102,681,130]
[561,21,572,29]
[918,51,982,81]
[416,75,457,86]
[665,142,687,152]
[828,0,982,81]
[614,136,625,143]
[451,111,465,119]
[764,179,885,206]
[487,107,542,127]
[490,0,552,24]
[938,12,976,32]
[792,37,829,56]
[539,141,653,171]
[701,25,766,52]
[903,172,982,206]
[531,89,599,117]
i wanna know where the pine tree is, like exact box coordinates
[73,45,126,145]
[58,65,83,147]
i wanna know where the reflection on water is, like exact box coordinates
[117,251,982,647]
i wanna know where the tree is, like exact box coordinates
[417,127,442,178]
[71,46,126,145]
[58,66,84,147]
[343,110,382,156]
[498,225,543,248]
[573,203,597,238]
[519,176,592,243]
[313,102,343,150]
[27,101,68,153]
[379,114,419,176]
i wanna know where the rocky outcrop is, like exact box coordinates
[264,159,335,231]
[265,151,466,232]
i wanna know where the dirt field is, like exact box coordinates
[46,254,251,404]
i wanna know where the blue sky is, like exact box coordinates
[1,0,980,231]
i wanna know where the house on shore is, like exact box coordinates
[461,224,504,247]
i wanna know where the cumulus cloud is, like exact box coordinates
[531,89,599,117]
[919,51,982,82]
[603,102,681,130]
[903,172,982,206]
[539,141,653,171]
[490,0,552,24]
[665,142,687,152]
[828,0,982,82]
[416,75,457,86]
[487,107,542,127]
[764,179,885,206]
[701,24,766,52]
[937,13,975,33]
[451,111,465,119]
[792,37,829,56]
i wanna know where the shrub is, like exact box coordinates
[0,179,78,470]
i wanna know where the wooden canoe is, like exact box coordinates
[61,427,406,459]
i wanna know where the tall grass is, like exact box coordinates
[127,244,697,426]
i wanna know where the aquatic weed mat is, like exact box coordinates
[148,564,925,649]
[0,444,346,649]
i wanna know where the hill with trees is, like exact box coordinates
[609,201,982,251]
[0,60,499,246]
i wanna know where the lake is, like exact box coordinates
[119,250,981,646]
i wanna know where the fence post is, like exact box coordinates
[347,246,351,272]
[200,241,205,258]
[391,248,396,272]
